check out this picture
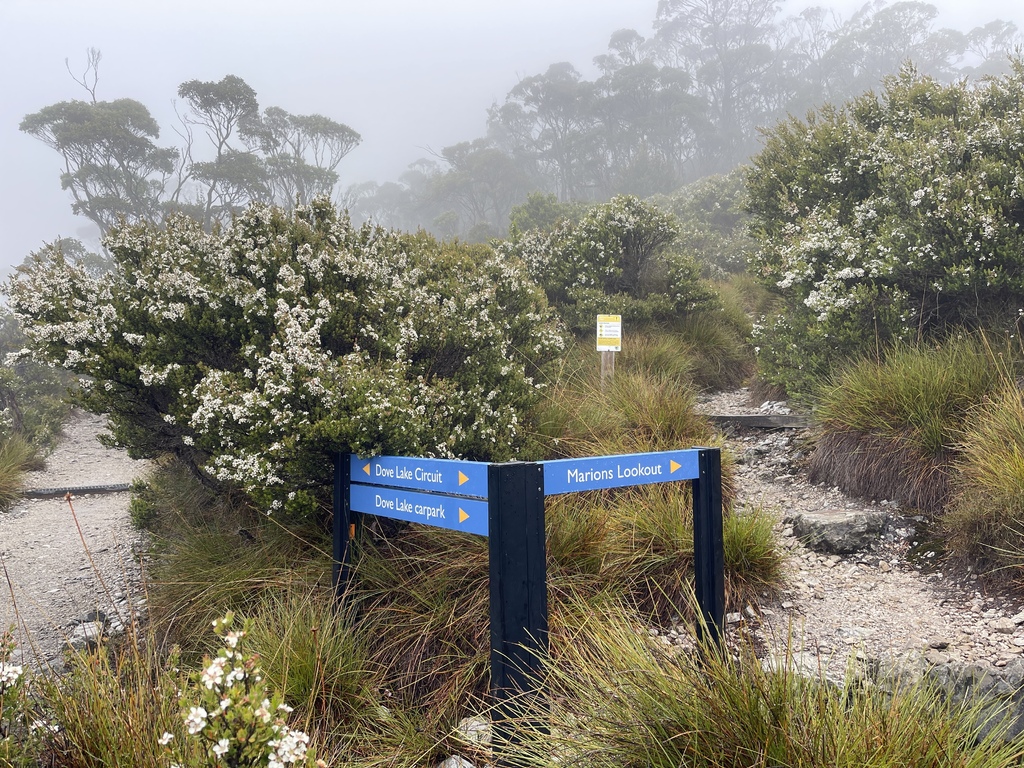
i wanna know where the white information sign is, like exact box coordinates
[596,314,622,352]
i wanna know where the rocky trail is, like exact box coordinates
[693,389,1024,729]
[0,411,149,670]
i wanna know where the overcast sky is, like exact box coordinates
[2,0,1021,277]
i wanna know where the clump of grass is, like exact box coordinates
[943,384,1024,573]
[245,585,380,728]
[724,502,786,602]
[30,627,199,768]
[675,312,754,391]
[809,336,1009,513]
[145,513,329,661]
[616,332,698,386]
[0,434,38,510]
[506,597,1024,768]
[353,525,491,711]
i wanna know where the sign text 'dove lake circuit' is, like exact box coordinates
[348,454,488,498]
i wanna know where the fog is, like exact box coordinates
[2,0,1022,276]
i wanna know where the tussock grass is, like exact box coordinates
[353,525,491,710]
[245,586,379,728]
[0,434,38,510]
[145,503,330,661]
[810,336,1009,513]
[944,384,1024,573]
[30,628,200,768]
[505,596,1024,768]
[675,312,755,391]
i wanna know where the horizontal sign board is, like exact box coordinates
[350,483,489,537]
[350,455,488,498]
[542,449,700,496]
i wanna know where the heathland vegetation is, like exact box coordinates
[6,4,1024,766]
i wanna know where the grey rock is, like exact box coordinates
[439,757,475,768]
[456,716,491,746]
[66,620,104,651]
[788,507,888,554]
[991,617,1016,635]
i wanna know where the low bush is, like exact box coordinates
[501,195,719,334]
[8,198,563,520]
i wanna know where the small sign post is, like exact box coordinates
[596,314,621,389]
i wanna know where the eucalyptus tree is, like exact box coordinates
[653,0,782,174]
[20,98,178,236]
[22,56,361,236]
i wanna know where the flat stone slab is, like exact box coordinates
[786,507,889,554]
[708,414,811,429]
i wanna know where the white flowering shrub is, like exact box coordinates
[747,63,1024,396]
[0,628,25,755]
[6,198,563,516]
[164,612,321,768]
[501,194,716,332]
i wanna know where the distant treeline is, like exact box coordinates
[20,1,1021,244]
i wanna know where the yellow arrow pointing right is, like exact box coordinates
[459,508,469,524]
[458,471,469,486]
[670,460,681,474]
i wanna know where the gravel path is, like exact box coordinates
[696,388,1024,681]
[0,411,149,669]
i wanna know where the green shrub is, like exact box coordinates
[0,309,72,455]
[501,195,718,333]
[656,169,758,276]
[748,64,1024,397]
[809,336,1009,512]
[7,198,563,519]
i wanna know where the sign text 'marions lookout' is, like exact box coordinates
[541,449,701,495]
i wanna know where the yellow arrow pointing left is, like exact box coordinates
[459,508,469,524]
[362,463,371,476]
[670,460,681,473]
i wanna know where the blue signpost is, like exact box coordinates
[334,446,723,763]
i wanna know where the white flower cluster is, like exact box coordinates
[0,661,22,688]
[168,612,315,767]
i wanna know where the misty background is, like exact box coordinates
[3,0,1022,276]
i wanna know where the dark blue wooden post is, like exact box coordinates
[692,447,724,646]
[333,453,354,602]
[488,461,547,756]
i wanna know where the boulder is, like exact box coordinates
[787,507,888,554]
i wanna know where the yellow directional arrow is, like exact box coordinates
[670,460,682,474]
[458,471,469,486]
[362,463,371,476]
[459,508,469,524]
